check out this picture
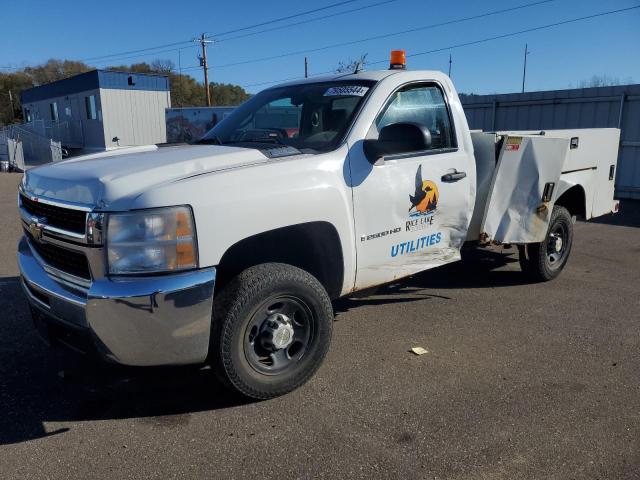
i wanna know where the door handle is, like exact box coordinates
[441,171,467,182]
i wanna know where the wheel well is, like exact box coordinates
[555,185,586,219]
[215,222,344,299]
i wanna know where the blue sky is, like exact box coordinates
[1,0,639,94]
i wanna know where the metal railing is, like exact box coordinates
[22,119,84,147]
[0,123,63,167]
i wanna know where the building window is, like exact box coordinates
[24,108,32,123]
[85,95,97,120]
[128,75,136,86]
[50,102,59,122]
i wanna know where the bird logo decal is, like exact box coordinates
[409,165,438,216]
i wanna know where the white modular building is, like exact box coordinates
[20,70,171,151]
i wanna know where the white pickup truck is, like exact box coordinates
[17,54,620,399]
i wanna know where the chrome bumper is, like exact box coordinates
[18,236,216,366]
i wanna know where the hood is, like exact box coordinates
[22,144,269,208]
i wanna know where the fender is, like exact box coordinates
[131,144,357,295]
[555,172,592,219]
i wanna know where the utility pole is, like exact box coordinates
[194,33,213,106]
[304,57,308,78]
[521,43,530,93]
[1,90,16,122]
[8,90,14,117]
[448,54,452,78]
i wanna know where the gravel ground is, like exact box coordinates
[0,172,638,479]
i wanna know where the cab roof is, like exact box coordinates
[270,69,446,90]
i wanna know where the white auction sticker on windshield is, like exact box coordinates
[324,86,369,97]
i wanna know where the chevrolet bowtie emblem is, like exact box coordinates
[28,220,45,242]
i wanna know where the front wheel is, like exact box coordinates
[518,205,574,282]
[210,263,333,399]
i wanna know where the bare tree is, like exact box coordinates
[577,74,634,88]
[335,54,368,74]
[150,59,176,73]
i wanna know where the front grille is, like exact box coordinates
[27,233,91,280]
[21,195,87,235]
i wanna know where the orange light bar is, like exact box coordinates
[389,50,406,70]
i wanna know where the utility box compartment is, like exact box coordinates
[469,128,620,245]
[480,134,568,244]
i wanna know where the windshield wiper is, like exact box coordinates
[223,138,302,157]
[192,135,222,145]
[224,137,288,146]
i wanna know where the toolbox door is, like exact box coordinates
[480,135,568,244]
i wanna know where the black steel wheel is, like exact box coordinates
[210,263,333,399]
[546,221,569,266]
[244,295,314,375]
[519,205,574,282]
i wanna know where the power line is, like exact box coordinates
[92,47,186,66]
[239,4,640,89]
[80,40,193,63]
[90,1,394,67]
[206,0,360,39]
[243,74,310,89]
[68,1,370,67]
[395,5,640,63]
[201,0,555,70]
[216,0,397,43]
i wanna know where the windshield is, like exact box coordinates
[199,80,376,154]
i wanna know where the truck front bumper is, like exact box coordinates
[18,236,216,366]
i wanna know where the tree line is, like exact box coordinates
[0,59,250,127]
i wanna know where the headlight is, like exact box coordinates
[107,206,197,275]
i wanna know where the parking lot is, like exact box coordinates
[0,171,638,479]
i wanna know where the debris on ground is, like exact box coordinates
[410,347,429,355]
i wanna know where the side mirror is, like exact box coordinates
[363,122,431,163]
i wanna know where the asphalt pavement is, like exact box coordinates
[0,172,638,479]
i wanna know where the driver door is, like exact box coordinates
[349,82,474,290]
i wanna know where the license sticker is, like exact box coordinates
[324,86,369,97]
[505,136,522,151]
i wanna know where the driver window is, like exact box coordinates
[376,84,455,149]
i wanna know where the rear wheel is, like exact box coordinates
[210,263,333,399]
[519,205,573,282]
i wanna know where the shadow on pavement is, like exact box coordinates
[0,247,524,445]
[335,247,523,315]
[0,276,252,446]
[590,199,640,228]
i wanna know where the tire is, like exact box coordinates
[519,205,573,282]
[209,263,333,399]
